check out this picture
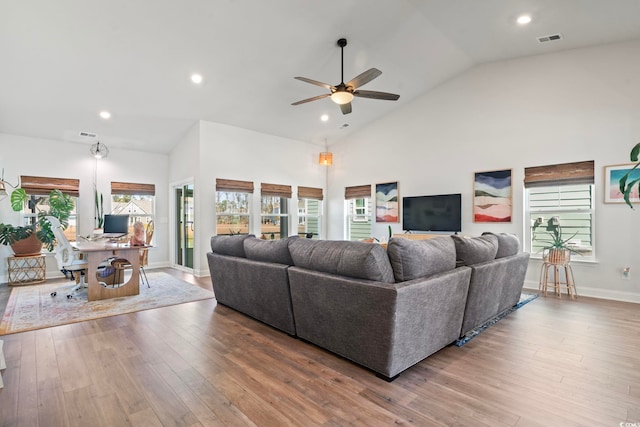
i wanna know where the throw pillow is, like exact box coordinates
[210,234,254,258]
[386,237,456,282]
[482,232,521,258]
[243,236,297,265]
[452,234,498,266]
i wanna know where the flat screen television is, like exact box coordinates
[402,193,462,233]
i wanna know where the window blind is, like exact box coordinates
[111,181,156,196]
[216,178,254,193]
[20,176,80,197]
[524,160,594,187]
[344,184,371,199]
[298,186,323,200]
[261,183,292,198]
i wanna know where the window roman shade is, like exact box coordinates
[111,181,156,196]
[524,160,594,188]
[216,178,254,193]
[345,184,371,199]
[261,183,292,198]
[20,175,80,197]
[298,186,323,200]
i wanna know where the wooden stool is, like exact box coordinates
[539,260,578,299]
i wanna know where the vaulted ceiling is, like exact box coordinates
[2,0,640,153]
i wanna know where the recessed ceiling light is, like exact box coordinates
[99,111,111,119]
[191,73,203,84]
[517,15,532,25]
[320,114,329,122]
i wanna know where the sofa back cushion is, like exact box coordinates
[210,234,254,258]
[243,236,297,265]
[452,234,499,266]
[289,239,395,283]
[387,237,456,282]
[482,232,521,258]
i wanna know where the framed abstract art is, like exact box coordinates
[375,182,399,223]
[473,169,512,223]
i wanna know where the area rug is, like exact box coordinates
[0,272,214,335]
[454,292,538,347]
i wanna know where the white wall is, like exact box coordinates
[0,134,170,281]
[169,120,327,276]
[328,39,640,302]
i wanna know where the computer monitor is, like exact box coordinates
[103,214,129,237]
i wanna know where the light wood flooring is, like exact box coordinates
[0,269,639,426]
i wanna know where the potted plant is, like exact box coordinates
[0,223,41,256]
[5,188,74,252]
[532,216,580,264]
[94,190,104,234]
[619,142,640,208]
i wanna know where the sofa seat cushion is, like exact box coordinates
[243,236,297,265]
[452,234,498,266]
[289,239,395,283]
[387,237,456,282]
[482,232,521,258]
[210,234,254,258]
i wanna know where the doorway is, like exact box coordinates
[175,183,194,270]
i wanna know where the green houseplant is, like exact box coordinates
[1,188,75,252]
[532,217,580,264]
[619,142,640,208]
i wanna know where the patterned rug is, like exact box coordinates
[0,271,214,335]
[454,292,539,347]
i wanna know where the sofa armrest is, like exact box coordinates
[288,266,471,378]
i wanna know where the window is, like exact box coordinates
[19,175,79,243]
[111,182,155,239]
[524,161,595,261]
[298,186,323,239]
[216,179,253,235]
[261,183,291,240]
[345,184,372,241]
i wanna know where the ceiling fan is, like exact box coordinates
[292,38,400,115]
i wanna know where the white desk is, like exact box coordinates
[72,241,149,301]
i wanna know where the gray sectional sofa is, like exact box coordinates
[207,233,529,380]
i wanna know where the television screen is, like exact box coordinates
[104,214,129,234]
[402,194,462,233]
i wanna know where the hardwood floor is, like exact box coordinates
[1,269,639,426]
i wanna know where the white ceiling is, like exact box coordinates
[2,0,640,153]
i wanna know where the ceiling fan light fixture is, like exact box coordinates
[330,91,353,105]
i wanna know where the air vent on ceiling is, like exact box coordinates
[79,131,98,138]
[537,33,562,43]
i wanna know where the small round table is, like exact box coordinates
[538,251,577,299]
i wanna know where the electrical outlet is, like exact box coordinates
[623,267,631,280]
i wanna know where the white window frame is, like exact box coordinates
[110,194,155,241]
[345,197,373,241]
[525,183,596,262]
[298,197,322,239]
[260,195,290,239]
[22,193,79,245]
[215,190,252,235]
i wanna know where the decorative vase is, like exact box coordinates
[11,233,43,257]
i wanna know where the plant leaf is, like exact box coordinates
[631,142,640,162]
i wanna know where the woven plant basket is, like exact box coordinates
[546,248,570,264]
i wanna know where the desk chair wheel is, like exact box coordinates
[51,292,57,297]
[67,294,73,299]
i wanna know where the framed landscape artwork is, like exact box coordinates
[604,164,640,204]
[375,182,399,223]
[473,169,512,223]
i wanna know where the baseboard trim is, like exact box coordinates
[523,280,640,303]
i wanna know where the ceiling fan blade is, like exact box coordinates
[291,93,331,106]
[294,76,335,91]
[340,102,352,115]
[346,68,382,89]
[353,90,400,101]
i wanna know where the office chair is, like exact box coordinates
[46,216,88,299]
[112,220,153,288]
